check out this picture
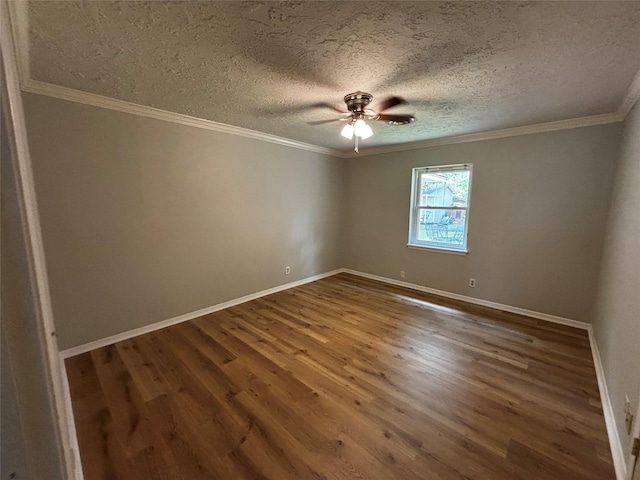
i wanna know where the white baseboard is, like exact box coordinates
[59,267,624,479]
[342,268,625,479]
[59,269,343,358]
[341,268,590,330]
[61,266,589,359]
[587,325,627,480]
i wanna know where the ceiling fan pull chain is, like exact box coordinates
[354,135,359,153]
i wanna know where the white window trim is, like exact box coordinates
[407,163,473,253]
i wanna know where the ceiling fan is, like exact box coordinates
[309,91,416,153]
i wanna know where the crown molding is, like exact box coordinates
[22,79,343,157]
[343,111,624,158]
[20,70,640,161]
[619,68,640,120]
[20,78,629,161]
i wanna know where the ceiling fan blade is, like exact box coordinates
[307,118,343,125]
[376,96,407,113]
[376,113,416,125]
[309,102,347,114]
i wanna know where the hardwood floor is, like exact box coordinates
[65,273,615,479]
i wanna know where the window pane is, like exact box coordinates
[418,171,470,207]
[416,209,467,246]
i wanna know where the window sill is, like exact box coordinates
[407,244,468,255]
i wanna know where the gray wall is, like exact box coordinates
[23,93,344,349]
[593,101,640,459]
[342,125,621,323]
[22,91,624,353]
[0,324,29,480]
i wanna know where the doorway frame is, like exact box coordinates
[1,3,81,478]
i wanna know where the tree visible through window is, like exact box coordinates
[408,164,472,252]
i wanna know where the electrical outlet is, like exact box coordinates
[285,266,291,275]
[400,270,405,278]
[469,278,476,288]
[625,395,634,434]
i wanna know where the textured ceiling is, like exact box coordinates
[25,1,640,151]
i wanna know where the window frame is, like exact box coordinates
[407,163,473,253]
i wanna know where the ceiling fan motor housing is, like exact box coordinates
[338,91,415,125]
[344,91,373,114]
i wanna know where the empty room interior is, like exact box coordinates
[2,1,640,479]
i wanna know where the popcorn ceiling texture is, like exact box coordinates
[27,1,640,151]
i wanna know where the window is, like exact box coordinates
[408,163,472,253]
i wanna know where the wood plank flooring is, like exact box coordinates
[65,273,615,479]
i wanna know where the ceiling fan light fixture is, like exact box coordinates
[353,118,366,137]
[359,122,374,140]
[353,119,368,137]
[341,123,354,139]
[318,91,411,151]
